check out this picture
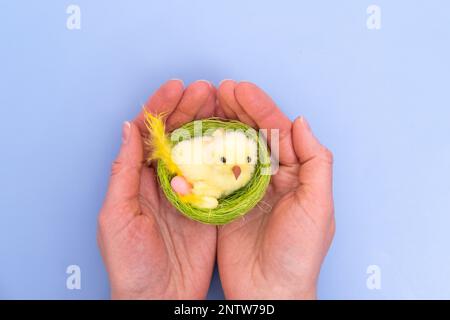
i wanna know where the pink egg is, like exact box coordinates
[170,176,192,195]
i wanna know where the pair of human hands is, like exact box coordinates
[97,80,335,299]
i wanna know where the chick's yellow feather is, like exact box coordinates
[144,110,181,176]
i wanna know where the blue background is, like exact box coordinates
[1,0,449,299]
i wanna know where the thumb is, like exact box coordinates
[103,121,144,215]
[292,117,333,207]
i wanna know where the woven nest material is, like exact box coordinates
[156,118,271,225]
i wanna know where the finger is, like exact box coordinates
[292,116,333,205]
[217,80,237,120]
[102,122,144,220]
[234,81,297,165]
[217,80,256,126]
[195,85,216,119]
[133,79,184,136]
[166,80,212,131]
[215,101,227,118]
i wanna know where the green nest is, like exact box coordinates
[156,118,271,225]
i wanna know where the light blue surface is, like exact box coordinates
[1,0,450,299]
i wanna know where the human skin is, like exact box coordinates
[97,80,218,299]
[216,81,335,299]
[97,79,334,299]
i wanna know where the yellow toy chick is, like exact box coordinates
[145,113,258,209]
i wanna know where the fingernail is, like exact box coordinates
[122,121,131,144]
[196,79,212,88]
[298,116,311,132]
[219,79,234,86]
[169,78,184,85]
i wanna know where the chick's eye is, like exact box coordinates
[247,156,252,163]
[220,156,227,164]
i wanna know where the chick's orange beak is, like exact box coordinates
[232,165,241,180]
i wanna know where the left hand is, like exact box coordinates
[97,80,218,299]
